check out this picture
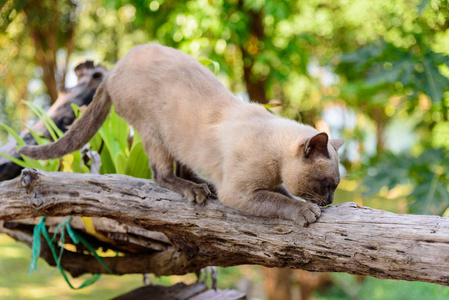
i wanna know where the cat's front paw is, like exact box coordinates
[294,202,321,227]
[207,183,218,199]
[184,183,212,205]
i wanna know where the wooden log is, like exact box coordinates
[112,282,246,300]
[0,62,107,181]
[1,168,449,285]
[112,282,208,300]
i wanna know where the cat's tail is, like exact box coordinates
[18,81,112,160]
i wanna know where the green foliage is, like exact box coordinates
[0,103,152,179]
[198,58,220,75]
[23,101,64,141]
[363,149,449,214]
[89,106,152,178]
[0,101,62,172]
[432,121,449,149]
[337,42,449,106]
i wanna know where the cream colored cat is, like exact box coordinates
[19,44,344,226]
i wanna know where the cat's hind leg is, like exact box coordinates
[146,144,212,204]
[175,161,217,198]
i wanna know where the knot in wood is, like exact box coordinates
[20,168,40,193]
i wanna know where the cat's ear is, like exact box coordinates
[304,132,329,159]
[330,138,345,151]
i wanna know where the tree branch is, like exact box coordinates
[0,224,194,277]
[1,168,449,285]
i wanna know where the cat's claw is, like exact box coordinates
[185,183,211,205]
[295,202,321,227]
[207,184,218,199]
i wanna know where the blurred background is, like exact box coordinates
[1,0,449,299]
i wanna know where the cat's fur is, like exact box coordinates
[19,44,344,226]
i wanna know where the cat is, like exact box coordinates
[19,44,344,226]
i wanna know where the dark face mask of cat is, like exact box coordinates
[295,132,343,206]
[298,177,339,206]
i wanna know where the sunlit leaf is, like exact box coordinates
[198,58,220,75]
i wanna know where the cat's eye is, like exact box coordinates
[324,180,330,188]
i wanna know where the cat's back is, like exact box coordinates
[115,44,192,76]
[107,44,237,122]
[109,44,232,100]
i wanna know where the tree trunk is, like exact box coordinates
[238,2,268,104]
[24,1,78,103]
[1,169,449,286]
[372,107,386,154]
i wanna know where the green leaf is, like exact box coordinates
[125,141,150,179]
[71,103,82,118]
[24,125,46,146]
[0,152,29,168]
[46,157,61,172]
[67,151,83,173]
[115,152,127,174]
[81,164,91,173]
[0,123,26,147]
[98,108,125,168]
[89,131,103,152]
[110,108,129,153]
[198,58,220,75]
[22,101,63,140]
[422,57,447,103]
[99,145,116,174]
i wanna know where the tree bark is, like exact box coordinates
[1,168,449,286]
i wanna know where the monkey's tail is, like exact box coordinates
[18,81,112,160]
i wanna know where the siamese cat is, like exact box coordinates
[19,44,344,226]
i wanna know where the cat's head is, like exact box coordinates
[282,132,344,206]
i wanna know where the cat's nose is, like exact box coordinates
[326,194,334,205]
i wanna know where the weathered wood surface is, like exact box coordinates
[113,282,246,300]
[2,216,171,252]
[113,282,208,300]
[1,168,449,285]
[0,61,107,181]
